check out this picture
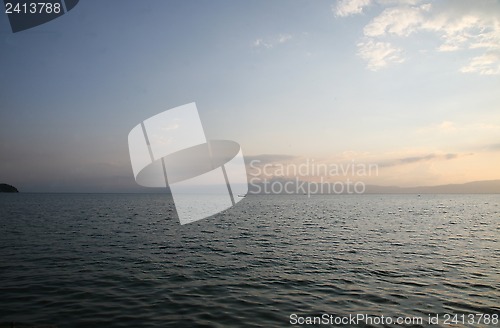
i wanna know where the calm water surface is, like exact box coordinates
[0,194,498,327]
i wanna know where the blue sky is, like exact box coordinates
[0,0,499,192]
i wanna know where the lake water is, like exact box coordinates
[0,194,498,327]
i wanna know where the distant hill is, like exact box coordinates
[0,183,19,193]
[365,180,500,194]
[248,179,500,194]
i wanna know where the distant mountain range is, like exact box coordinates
[4,180,500,194]
[248,179,500,194]
[364,180,500,194]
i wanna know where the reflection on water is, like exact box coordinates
[0,194,498,327]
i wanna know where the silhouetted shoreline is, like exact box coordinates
[0,183,19,193]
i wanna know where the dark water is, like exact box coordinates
[0,194,498,327]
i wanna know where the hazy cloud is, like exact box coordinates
[357,39,404,70]
[244,154,298,165]
[334,0,372,17]
[252,34,293,49]
[485,143,500,151]
[460,52,500,75]
[437,121,456,132]
[363,4,430,37]
[335,0,500,74]
[417,121,500,135]
[253,38,272,49]
[278,34,292,43]
[379,153,459,167]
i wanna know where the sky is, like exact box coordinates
[0,0,499,192]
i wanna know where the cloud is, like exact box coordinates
[377,0,421,5]
[333,0,423,18]
[253,38,272,49]
[418,121,500,135]
[437,121,456,131]
[363,4,429,37]
[278,34,292,43]
[379,152,459,167]
[252,34,293,49]
[244,154,298,165]
[487,143,500,151]
[241,151,499,187]
[357,39,404,70]
[460,52,500,75]
[475,142,500,152]
[335,0,500,74]
[334,0,372,17]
